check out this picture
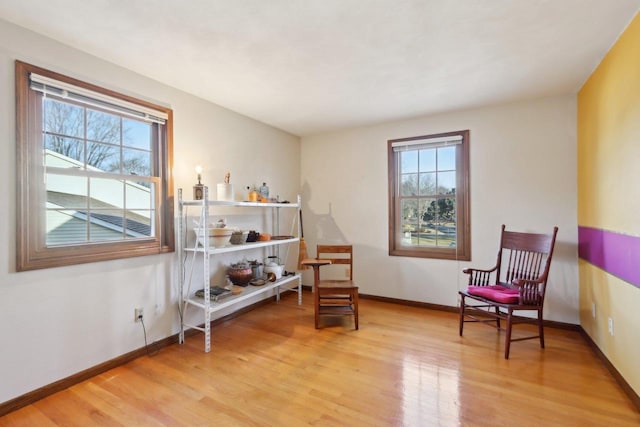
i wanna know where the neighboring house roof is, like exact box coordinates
[47,191,151,238]
[45,149,153,242]
[89,212,150,237]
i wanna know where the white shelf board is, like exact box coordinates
[185,274,301,313]
[185,237,299,255]
[181,199,299,208]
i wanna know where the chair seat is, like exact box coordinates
[318,280,358,300]
[318,279,357,289]
[466,285,520,304]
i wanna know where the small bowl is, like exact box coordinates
[229,230,249,245]
[228,267,253,286]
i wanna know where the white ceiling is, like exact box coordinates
[1,1,638,136]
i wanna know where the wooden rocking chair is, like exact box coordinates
[458,225,558,359]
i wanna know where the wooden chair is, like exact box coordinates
[313,245,359,330]
[458,225,558,359]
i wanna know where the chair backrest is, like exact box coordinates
[496,225,558,301]
[317,245,353,280]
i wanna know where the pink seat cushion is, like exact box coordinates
[467,285,520,304]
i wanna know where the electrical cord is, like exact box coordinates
[139,317,160,357]
[178,204,204,326]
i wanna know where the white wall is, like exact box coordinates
[300,96,578,323]
[0,16,580,406]
[0,19,300,403]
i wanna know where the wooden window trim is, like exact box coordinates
[15,61,174,271]
[387,130,471,261]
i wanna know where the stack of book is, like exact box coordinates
[195,286,232,302]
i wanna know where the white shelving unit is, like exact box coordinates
[177,187,302,352]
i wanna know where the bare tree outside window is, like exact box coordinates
[43,98,152,177]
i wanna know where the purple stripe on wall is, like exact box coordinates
[578,226,640,288]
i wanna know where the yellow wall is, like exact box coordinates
[578,12,640,396]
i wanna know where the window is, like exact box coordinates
[388,130,470,260]
[16,61,174,271]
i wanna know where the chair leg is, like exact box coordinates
[353,291,359,330]
[314,289,320,329]
[495,306,501,329]
[459,295,465,336]
[505,309,513,359]
[538,309,545,349]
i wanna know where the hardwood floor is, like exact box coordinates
[1,292,639,426]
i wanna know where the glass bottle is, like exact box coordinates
[259,182,269,201]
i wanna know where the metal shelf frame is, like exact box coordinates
[177,187,302,352]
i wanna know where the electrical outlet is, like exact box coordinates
[592,303,596,318]
[135,307,144,322]
[345,268,350,278]
[608,317,614,336]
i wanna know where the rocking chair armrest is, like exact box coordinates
[511,277,546,305]
[462,266,498,275]
[462,265,499,287]
[511,277,544,288]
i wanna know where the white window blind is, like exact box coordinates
[30,73,168,124]
[391,135,463,152]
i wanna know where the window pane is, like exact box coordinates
[401,173,418,196]
[126,180,153,209]
[87,109,120,143]
[439,197,456,223]
[437,146,456,170]
[122,147,151,176]
[127,210,153,238]
[416,198,432,246]
[46,209,88,245]
[401,198,419,244]
[45,135,85,168]
[444,221,457,248]
[431,222,444,247]
[437,171,456,195]
[419,149,436,171]
[89,209,125,241]
[419,172,436,195]
[46,174,88,209]
[46,173,94,245]
[123,118,151,150]
[422,198,438,223]
[87,141,119,171]
[44,98,84,138]
[400,150,418,173]
[424,197,456,223]
[90,177,124,209]
[432,198,457,248]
